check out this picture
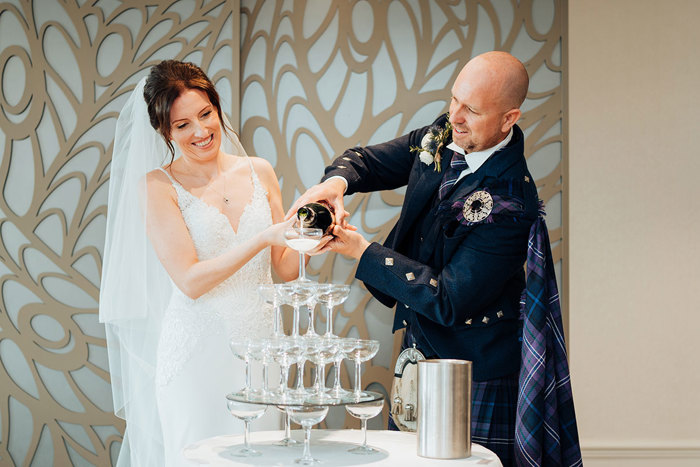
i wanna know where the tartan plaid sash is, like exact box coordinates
[515,205,583,467]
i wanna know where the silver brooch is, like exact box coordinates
[462,190,493,223]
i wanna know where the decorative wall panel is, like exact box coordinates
[240,0,564,429]
[1,0,563,464]
[0,1,237,465]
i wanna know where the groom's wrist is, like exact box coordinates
[324,175,348,194]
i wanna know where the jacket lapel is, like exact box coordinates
[391,149,455,248]
[389,124,524,250]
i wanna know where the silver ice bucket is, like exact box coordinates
[417,359,472,459]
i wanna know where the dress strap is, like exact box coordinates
[157,167,178,185]
[244,157,267,193]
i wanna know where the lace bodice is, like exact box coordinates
[155,160,274,386]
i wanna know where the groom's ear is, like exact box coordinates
[501,108,521,133]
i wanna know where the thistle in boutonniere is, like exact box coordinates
[410,115,452,172]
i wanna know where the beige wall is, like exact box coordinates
[568,0,700,464]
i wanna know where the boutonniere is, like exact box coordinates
[410,115,452,172]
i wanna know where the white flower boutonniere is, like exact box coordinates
[410,115,452,172]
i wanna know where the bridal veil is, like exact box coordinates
[99,76,245,465]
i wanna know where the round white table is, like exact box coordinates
[183,429,503,466]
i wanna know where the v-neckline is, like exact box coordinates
[182,188,257,236]
[168,165,260,236]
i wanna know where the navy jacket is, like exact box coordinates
[322,115,538,381]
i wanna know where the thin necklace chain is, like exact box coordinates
[206,169,229,205]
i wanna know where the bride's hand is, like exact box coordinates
[262,217,297,247]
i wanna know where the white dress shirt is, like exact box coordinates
[446,127,513,183]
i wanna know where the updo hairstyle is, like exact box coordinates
[143,60,231,163]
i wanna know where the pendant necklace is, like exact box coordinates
[206,169,229,205]
[220,171,229,205]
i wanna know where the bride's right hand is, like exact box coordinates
[262,217,297,247]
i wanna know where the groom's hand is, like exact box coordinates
[318,224,370,260]
[286,178,348,226]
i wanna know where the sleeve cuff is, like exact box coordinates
[324,175,348,194]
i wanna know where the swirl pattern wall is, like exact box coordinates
[0,1,237,464]
[0,0,563,465]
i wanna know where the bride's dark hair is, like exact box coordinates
[143,60,232,164]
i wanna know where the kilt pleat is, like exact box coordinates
[471,372,519,466]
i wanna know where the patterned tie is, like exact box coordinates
[439,152,469,199]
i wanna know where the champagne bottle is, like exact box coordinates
[296,202,334,235]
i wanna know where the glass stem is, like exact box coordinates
[325,303,334,336]
[354,358,362,396]
[292,305,300,337]
[316,363,326,394]
[284,411,292,438]
[245,357,251,393]
[263,363,269,394]
[273,304,281,336]
[280,365,288,391]
[306,304,315,335]
[244,420,251,449]
[333,360,342,392]
[296,360,306,390]
[298,252,305,281]
[361,418,368,447]
[302,425,312,459]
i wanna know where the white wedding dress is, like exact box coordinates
[154,159,281,465]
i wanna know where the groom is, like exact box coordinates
[290,51,536,466]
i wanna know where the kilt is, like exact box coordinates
[389,326,517,466]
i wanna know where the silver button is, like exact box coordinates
[405,272,415,281]
[465,319,472,325]
[385,257,394,266]
[429,278,438,287]
[496,310,504,318]
[338,165,347,169]
[404,304,409,308]
[343,157,352,161]
[524,175,530,183]
[482,316,490,324]
[402,319,407,326]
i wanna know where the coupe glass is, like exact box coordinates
[225,394,267,457]
[345,399,385,455]
[291,336,313,397]
[264,338,285,398]
[347,339,380,399]
[308,338,338,402]
[271,337,303,401]
[284,226,323,282]
[304,283,327,337]
[274,405,299,447]
[228,339,252,397]
[246,340,267,400]
[257,284,286,337]
[278,283,315,338]
[315,284,350,337]
[286,405,330,465]
[260,339,275,399]
[330,338,357,398]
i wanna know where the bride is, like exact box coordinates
[99,60,304,466]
